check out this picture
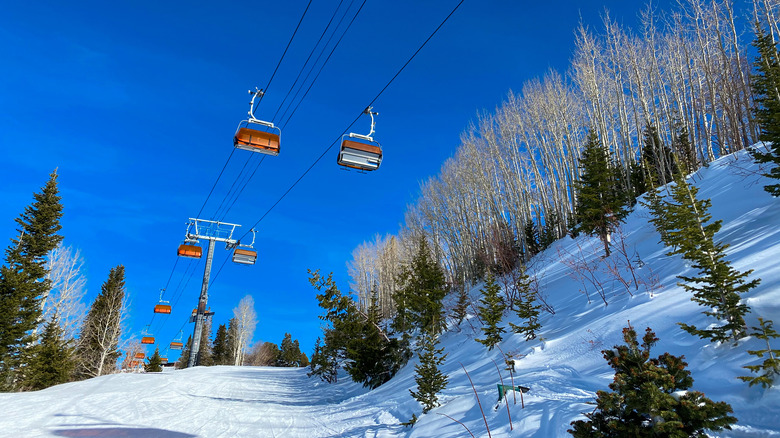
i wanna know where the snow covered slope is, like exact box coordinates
[0,149,778,437]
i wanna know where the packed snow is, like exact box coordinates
[1,149,778,437]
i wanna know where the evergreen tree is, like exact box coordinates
[751,25,780,196]
[738,318,780,388]
[75,265,126,379]
[393,236,448,336]
[409,328,448,414]
[24,315,74,390]
[196,319,213,366]
[641,124,677,187]
[508,266,541,341]
[540,213,560,250]
[226,318,239,365]
[672,118,697,175]
[211,324,230,365]
[278,333,305,367]
[145,347,163,373]
[569,324,736,437]
[308,337,337,382]
[176,336,192,369]
[523,220,541,258]
[345,292,402,389]
[648,173,759,342]
[475,272,506,350]
[451,286,470,327]
[0,170,63,389]
[573,129,629,257]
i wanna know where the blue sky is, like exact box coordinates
[0,1,672,360]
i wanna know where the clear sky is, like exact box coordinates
[0,0,674,360]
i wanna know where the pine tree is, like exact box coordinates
[197,319,213,366]
[475,272,506,350]
[649,173,759,343]
[345,292,402,389]
[451,286,470,327]
[751,25,780,196]
[672,118,697,175]
[278,333,305,367]
[308,337,338,382]
[176,336,192,369]
[508,266,541,341]
[738,318,780,388]
[226,318,239,365]
[145,347,163,373]
[569,324,736,437]
[409,329,448,414]
[641,124,677,187]
[23,315,74,390]
[211,324,230,365]
[75,265,126,379]
[573,129,629,257]
[0,170,64,389]
[393,236,448,336]
[523,220,541,258]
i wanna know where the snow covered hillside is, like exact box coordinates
[1,149,778,437]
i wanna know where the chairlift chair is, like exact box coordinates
[177,243,202,259]
[338,107,382,171]
[135,352,145,359]
[170,341,184,350]
[231,229,258,265]
[233,88,281,156]
[141,336,155,344]
[154,289,171,314]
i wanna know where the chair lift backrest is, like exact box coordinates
[178,244,202,259]
[338,138,382,171]
[234,125,280,156]
[232,248,257,265]
[154,304,172,314]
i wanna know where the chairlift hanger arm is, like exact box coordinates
[247,87,276,128]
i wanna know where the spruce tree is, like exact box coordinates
[145,347,163,373]
[409,328,448,414]
[211,324,230,365]
[197,319,213,366]
[226,318,239,365]
[0,170,64,389]
[451,286,470,327]
[75,265,126,379]
[751,25,780,196]
[738,318,780,388]
[641,124,677,187]
[393,236,448,336]
[523,220,541,258]
[24,315,74,390]
[573,129,629,257]
[345,292,401,389]
[569,324,736,437]
[672,118,697,175]
[509,266,541,341]
[649,173,758,343]
[176,336,192,369]
[475,272,506,350]
[278,333,305,367]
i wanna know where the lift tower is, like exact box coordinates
[177,218,256,368]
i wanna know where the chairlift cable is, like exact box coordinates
[237,0,466,242]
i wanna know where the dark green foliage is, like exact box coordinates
[226,318,239,365]
[751,25,780,196]
[509,266,541,341]
[642,124,678,187]
[400,413,418,427]
[393,236,448,336]
[672,119,697,175]
[145,347,163,373]
[524,220,541,258]
[24,315,74,390]
[277,333,306,367]
[75,265,126,379]
[197,319,213,366]
[409,329,448,414]
[308,337,337,383]
[475,273,506,350]
[176,336,192,369]
[648,173,758,343]
[0,170,63,389]
[451,285,470,327]
[211,324,230,365]
[739,318,780,388]
[569,324,737,437]
[573,129,629,257]
[541,213,561,250]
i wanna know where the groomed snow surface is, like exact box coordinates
[1,149,778,437]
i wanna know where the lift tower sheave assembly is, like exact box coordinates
[177,218,256,368]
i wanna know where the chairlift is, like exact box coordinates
[231,229,257,265]
[338,107,382,172]
[154,289,171,314]
[170,331,184,350]
[233,88,281,156]
[177,243,202,259]
[141,325,154,344]
[135,352,145,359]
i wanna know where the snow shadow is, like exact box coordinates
[51,427,196,437]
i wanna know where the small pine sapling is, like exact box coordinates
[145,347,163,373]
[475,272,506,350]
[508,267,541,340]
[739,318,780,388]
[410,329,448,413]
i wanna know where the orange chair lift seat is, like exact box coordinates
[134,352,145,359]
[178,244,202,259]
[141,336,155,344]
[170,342,184,350]
[338,139,382,171]
[234,127,280,156]
[154,304,172,314]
